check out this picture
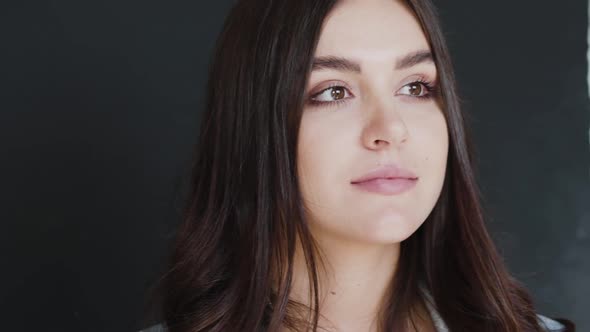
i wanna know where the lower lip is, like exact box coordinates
[351,178,417,195]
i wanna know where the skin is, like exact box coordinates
[292,0,449,330]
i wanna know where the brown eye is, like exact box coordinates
[397,80,435,99]
[408,83,424,96]
[311,85,352,103]
[330,87,346,100]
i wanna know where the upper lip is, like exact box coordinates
[351,164,418,184]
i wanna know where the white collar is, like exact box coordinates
[419,285,565,332]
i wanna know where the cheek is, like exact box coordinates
[412,111,449,205]
[416,112,449,181]
[297,114,354,204]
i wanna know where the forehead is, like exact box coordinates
[315,0,430,60]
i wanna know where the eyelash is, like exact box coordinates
[307,79,439,108]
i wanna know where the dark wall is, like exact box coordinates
[1,1,588,331]
[437,1,590,329]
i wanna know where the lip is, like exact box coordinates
[351,164,418,183]
[351,164,418,195]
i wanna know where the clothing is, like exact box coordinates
[420,286,566,332]
[423,296,565,332]
[140,312,566,332]
[141,280,565,332]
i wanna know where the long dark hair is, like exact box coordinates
[155,0,553,331]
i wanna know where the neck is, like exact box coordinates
[288,230,400,332]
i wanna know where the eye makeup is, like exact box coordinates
[306,76,439,109]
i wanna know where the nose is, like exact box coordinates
[361,96,409,150]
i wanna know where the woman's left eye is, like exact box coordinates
[397,81,437,99]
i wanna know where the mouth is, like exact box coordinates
[351,177,418,195]
[351,163,418,195]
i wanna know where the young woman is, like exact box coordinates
[143,0,575,331]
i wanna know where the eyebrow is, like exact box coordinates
[311,50,434,73]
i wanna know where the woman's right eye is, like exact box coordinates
[309,86,352,105]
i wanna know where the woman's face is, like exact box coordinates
[297,0,448,245]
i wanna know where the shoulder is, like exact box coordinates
[537,314,573,332]
[139,323,168,332]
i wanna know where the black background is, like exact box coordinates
[1,1,588,331]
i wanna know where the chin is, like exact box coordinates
[357,215,424,245]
